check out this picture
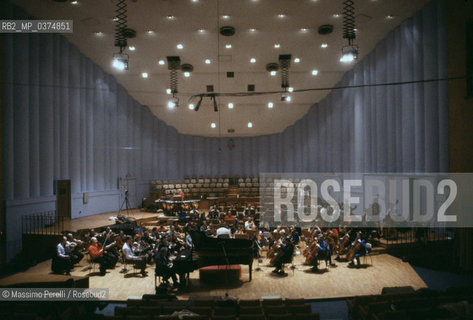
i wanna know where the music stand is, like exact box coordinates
[119,189,132,216]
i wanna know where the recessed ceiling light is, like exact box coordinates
[188,104,195,110]
[274,43,281,48]
[166,88,172,94]
[147,30,154,34]
[267,102,274,108]
[113,17,119,22]
[288,87,294,92]
[158,60,165,65]
[294,57,300,63]
[386,15,395,19]
[166,15,175,20]
[205,59,211,64]
[278,14,286,18]
[211,123,216,128]
[184,72,190,77]
[222,15,230,19]
[141,72,148,78]
[94,31,104,36]
[300,28,309,32]
[286,96,292,102]
[311,69,318,76]
[228,103,234,109]
[198,29,206,33]
[248,122,253,128]
[71,0,78,4]
[225,44,232,49]
[250,58,256,63]
[128,46,135,51]
[167,100,176,109]
[192,0,198,2]
[177,43,183,49]
[270,71,277,76]
[332,13,341,18]
[321,43,328,48]
[249,28,256,32]
[353,28,358,32]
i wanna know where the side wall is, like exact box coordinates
[2,0,447,261]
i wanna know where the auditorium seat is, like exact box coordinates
[266,314,292,320]
[188,306,213,316]
[285,298,305,305]
[287,304,312,315]
[210,316,236,320]
[212,306,237,317]
[239,315,265,320]
[239,306,263,315]
[262,298,284,306]
[293,313,320,320]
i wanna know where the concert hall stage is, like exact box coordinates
[2,252,426,301]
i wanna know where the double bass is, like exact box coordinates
[346,241,361,262]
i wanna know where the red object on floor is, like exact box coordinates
[199,265,242,283]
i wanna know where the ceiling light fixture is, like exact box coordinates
[71,1,78,5]
[166,88,172,94]
[147,30,154,34]
[205,59,211,64]
[228,103,234,109]
[95,31,104,37]
[184,72,190,77]
[167,97,178,109]
[166,15,175,20]
[267,102,274,108]
[158,60,165,65]
[141,72,148,78]
[128,46,135,51]
[270,71,277,76]
[321,43,328,48]
[211,123,216,128]
[386,15,395,20]
[250,58,256,63]
[288,87,294,92]
[278,14,286,18]
[340,0,359,63]
[222,15,230,19]
[198,29,205,33]
[333,13,341,18]
[225,44,232,49]
[300,28,309,32]
[294,58,300,63]
[312,69,318,76]
[248,122,253,128]
[177,44,183,49]
[274,43,281,48]
[188,104,195,110]
[249,28,256,32]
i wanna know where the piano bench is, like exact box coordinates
[199,265,241,283]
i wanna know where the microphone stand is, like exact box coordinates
[219,240,230,298]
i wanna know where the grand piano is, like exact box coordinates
[173,231,255,281]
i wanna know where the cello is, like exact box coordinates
[346,241,361,262]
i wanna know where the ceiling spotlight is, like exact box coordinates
[166,88,172,94]
[294,58,300,63]
[167,97,179,109]
[188,104,195,110]
[288,87,294,92]
[128,46,135,51]
[177,44,183,49]
[198,29,205,33]
[228,103,234,109]
[321,43,328,48]
[71,1,78,5]
[95,31,104,36]
[333,13,341,18]
[274,43,281,48]
[211,123,216,128]
[249,28,256,32]
[278,14,286,18]
[312,69,318,76]
[267,102,274,108]
[112,53,129,70]
[147,30,154,34]
[250,58,256,63]
[192,0,199,2]
[184,72,190,77]
[205,59,211,64]
[281,93,292,102]
[222,15,230,19]
[194,96,203,111]
[340,45,358,63]
[270,71,277,76]
[248,122,253,128]
[225,44,232,49]
[386,15,395,20]
[166,15,175,20]
[300,28,309,32]
[141,72,148,78]
[158,60,165,65]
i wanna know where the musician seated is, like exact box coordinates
[66,233,84,265]
[216,223,232,239]
[155,247,179,287]
[311,235,331,272]
[88,237,117,276]
[272,237,294,276]
[349,240,372,267]
[52,236,72,275]
[122,236,147,276]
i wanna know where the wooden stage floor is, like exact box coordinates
[3,253,426,301]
